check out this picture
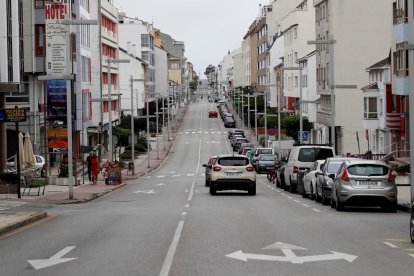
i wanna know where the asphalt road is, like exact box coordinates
[0,99,413,276]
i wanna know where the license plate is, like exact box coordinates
[357,181,380,186]
[226,172,240,176]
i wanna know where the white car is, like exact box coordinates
[302,160,325,199]
[7,155,46,171]
[284,145,335,193]
[209,154,256,195]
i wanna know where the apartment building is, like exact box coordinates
[0,0,23,169]
[313,0,393,155]
[243,21,258,91]
[256,5,271,94]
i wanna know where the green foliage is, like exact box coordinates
[190,75,199,91]
[112,126,131,146]
[281,115,314,141]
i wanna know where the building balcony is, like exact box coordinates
[363,116,379,129]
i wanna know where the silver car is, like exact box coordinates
[331,159,398,212]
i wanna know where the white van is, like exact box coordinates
[283,145,335,193]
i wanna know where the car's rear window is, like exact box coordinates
[327,161,344,173]
[298,148,334,162]
[218,157,249,166]
[347,164,388,176]
[260,155,276,161]
[258,149,273,155]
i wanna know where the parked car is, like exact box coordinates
[255,154,279,174]
[315,157,358,205]
[302,160,325,199]
[330,159,398,212]
[208,110,218,118]
[7,155,46,172]
[209,154,256,195]
[284,144,335,193]
[224,117,236,128]
[228,129,244,139]
[231,134,245,146]
[252,148,274,165]
[233,137,248,152]
[202,155,217,187]
[238,143,253,154]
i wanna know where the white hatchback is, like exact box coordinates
[302,160,325,199]
[210,154,256,195]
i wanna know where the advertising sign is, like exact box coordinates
[48,128,68,150]
[45,1,69,76]
[0,108,27,122]
[46,80,67,120]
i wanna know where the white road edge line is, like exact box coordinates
[302,204,310,208]
[159,221,185,276]
[312,208,321,213]
[383,242,398,248]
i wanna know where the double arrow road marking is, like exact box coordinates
[226,242,358,264]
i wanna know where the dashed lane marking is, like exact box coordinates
[383,242,398,248]
[157,175,166,178]
[312,208,321,213]
[172,175,180,177]
[294,200,300,203]
[409,254,414,258]
[302,204,310,208]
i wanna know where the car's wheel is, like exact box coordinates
[321,190,329,205]
[309,184,315,200]
[248,183,256,195]
[289,178,295,193]
[335,194,344,211]
[330,194,336,208]
[205,179,210,187]
[315,187,321,202]
[302,191,307,198]
[210,186,216,195]
[387,202,397,213]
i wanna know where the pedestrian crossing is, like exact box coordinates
[177,130,224,135]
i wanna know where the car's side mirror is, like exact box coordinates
[328,173,335,180]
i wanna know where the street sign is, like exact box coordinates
[0,108,27,122]
[297,131,309,141]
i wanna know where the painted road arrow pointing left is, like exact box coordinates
[28,246,77,270]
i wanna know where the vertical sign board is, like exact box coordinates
[45,1,70,153]
[45,1,69,76]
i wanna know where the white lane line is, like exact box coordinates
[281,193,286,196]
[288,196,293,200]
[159,221,185,276]
[294,200,300,203]
[409,254,414,258]
[155,183,165,187]
[157,175,166,178]
[172,175,180,177]
[302,204,310,208]
[185,204,189,208]
[188,182,195,202]
[192,132,196,134]
[187,174,195,177]
[185,190,188,193]
[312,208,321,213]
[142,176,151,179]
[185,132,189,134]
[383,242,398,248]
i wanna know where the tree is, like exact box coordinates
[281,115,314,141]
[189,75,199,91]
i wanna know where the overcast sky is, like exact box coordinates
[114,0,268,76]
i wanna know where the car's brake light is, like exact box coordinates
[293,166,299,174]
[341,170,349,181]
[255,153,259,157]
[388,170,396,182]
[246,166,254,172]
[213,166,221,172]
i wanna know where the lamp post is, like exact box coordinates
[106,58,130,162]
[407,0,414,213]
[284,66,303,143]
[129,77,145,175]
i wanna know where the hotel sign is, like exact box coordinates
[0,108,27,122]
[45,1,70,76]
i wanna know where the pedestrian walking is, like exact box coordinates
[90,154,100,185]
[86,152,93,182]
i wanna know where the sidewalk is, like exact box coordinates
[0,104,189,236]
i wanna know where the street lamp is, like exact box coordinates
[407,0,414,210]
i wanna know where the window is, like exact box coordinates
[35,0,48,8]
[364,97,378,119]
[394,44,409,77]
[141,34,149,47]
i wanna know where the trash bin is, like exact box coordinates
[128,162,134,174]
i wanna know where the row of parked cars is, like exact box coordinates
[275,144,398,212]
[210,101,237,128]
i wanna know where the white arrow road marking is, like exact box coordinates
[155,183,165,187]
[186,141,189,144]
[262,242,307,251]
[28,246,77,270]
[227,242,358,264]
[134,190,157,194]
[409,254,414,258]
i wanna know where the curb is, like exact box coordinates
[61,183,127,204]
[397,203,412,213]
[0,211,47,236]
